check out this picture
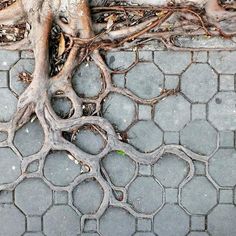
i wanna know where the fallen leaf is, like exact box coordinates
[116,150,126,156]
[58,33,66,57]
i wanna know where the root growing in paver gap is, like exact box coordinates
[0,0,234,230]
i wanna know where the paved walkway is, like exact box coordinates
[0,49,236,236]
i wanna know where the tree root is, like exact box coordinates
[0,0,234,229]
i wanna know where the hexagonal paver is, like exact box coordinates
[51,97,73,119]
[102,151,136,187]
[0,88,17,122]
[102,93,136,131]
[208,92,236,131]
[73,127,106,155]
[73,178,103,214]
[0,147,21,185]
[209,148,236,187]
[10,58,34,95]
[208,204,236,236]
[181,63,217,103]
[128,176,163,214]
[15,178,52,215]
[0,50,20,70]
[181,176,217,214]
[154,153,189,188]
[44,151,81,186]
[72,62,102,98]
[126,62,164,99]
[209,51,236,74]
[154,95,191,131]
[0,204,25,236]
[14,119,44,156]
[43,205,80,236]
[128,120,163,153]
[154,51,191,74]
[106,51,135,70]
[180,120,217,156]
[154,204,189,236]
[100,207,135,236]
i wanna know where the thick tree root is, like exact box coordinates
[0,0,232,230]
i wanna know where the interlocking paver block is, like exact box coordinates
[180,120,218,156]
[0,88,17,122]
[0,190,13,203]
[138,164,152,176]
[51,97,72,119]
[84,219,97,232]
[24,233,45,236]
[138,104,152,120]
[15,178,52,215]
[54,191,68,204]
[137,218,152,232]
[126,62,164,99]
[43,205,80,236]
[193,161,206,175]
[128,120,163,152]
[44,151,81,186]
[164,75,179,89]
[128,176,163,214]
[112,74,125,88]
[0,50,20,70]
[26,160,39,173]
[133,233,156,236]
[154,95,191,131]
[100,207,135,236]
[191,104,206,120]
[165,188,178,203]
[0,204,25,236]
[10,59,34,95]
[219,131,234,147]
[209,148,236,187]
[164,131,179,144]
[72,62,102,98]
[154,153,189,188]
[209,51,236,73]
[138,51,152,61]
[102,93,136,131]
[154,204,189,236]
[208,205,236,236]
[0,71,8,87]
[73,178,103,214]
[192,51,208,63]
[14,119,44,157]
[27,216,41,232]
[191,216,205,231]
[181,176,217,214]
[181,63,217,103]
[0,147,21,185]
[219,189,233,203]
[154,51,191,74]
[208,92,236,130]
[219,74,235,91]
[0,131,7,141]
[187,232,209,236]
[102,151,136,186]
[106,51,135,70]
[73,128,106,155]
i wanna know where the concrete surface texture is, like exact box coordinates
[0,49,236,236]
